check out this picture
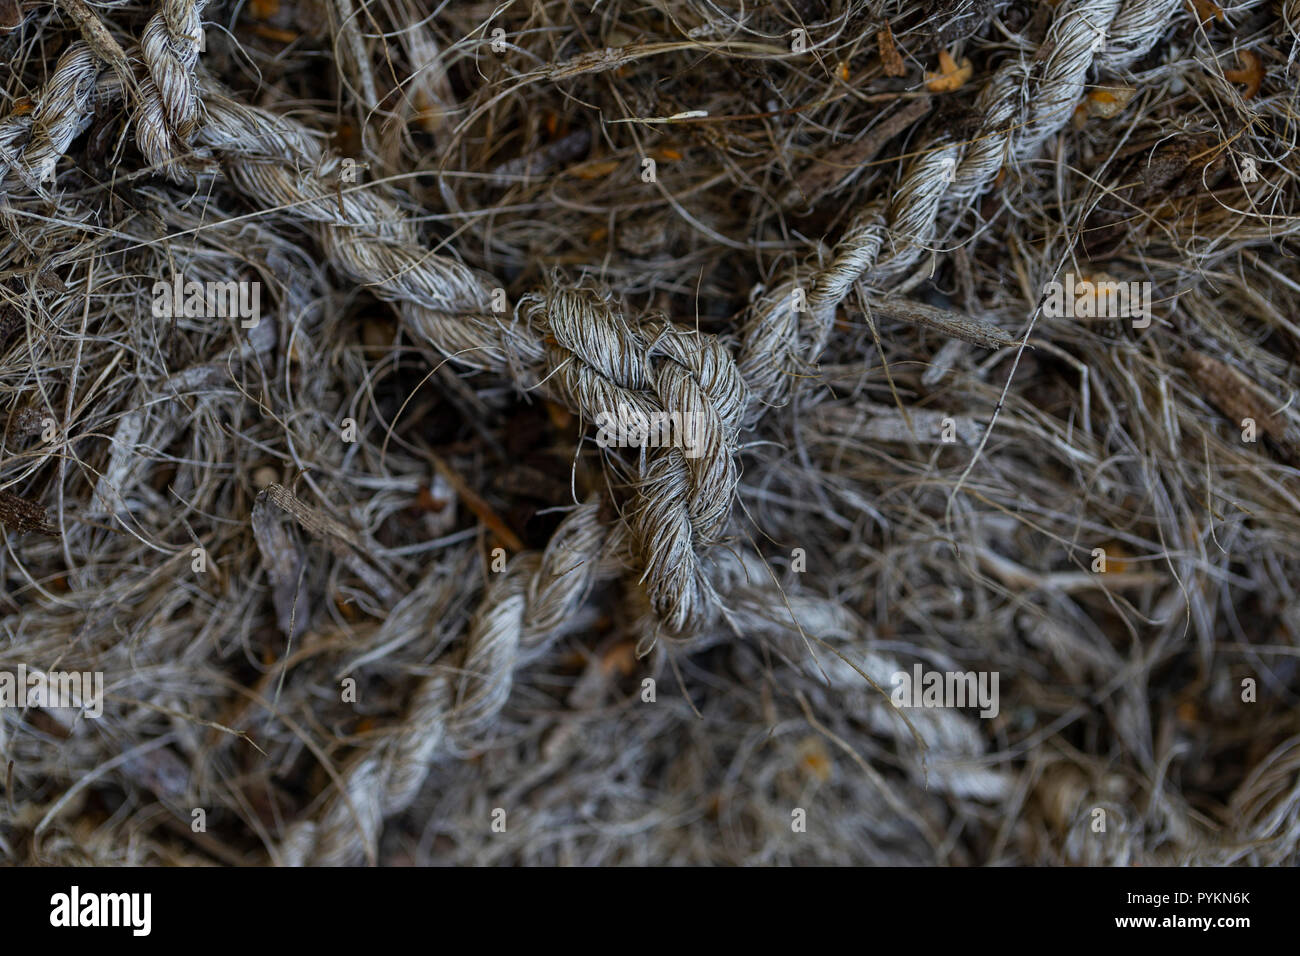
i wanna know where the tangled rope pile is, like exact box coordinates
[1,0,1298,865]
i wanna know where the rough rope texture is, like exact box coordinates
[135,0,209,176]
[4,0,1292,868]
[193,94,750,634]
[739,0,1182,413]
[279,499,613,866]
[4,0,1180,635]
[0,42,101,193]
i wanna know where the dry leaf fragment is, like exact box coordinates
[1098,541,1133,574]
[334,122,361,157]
[335,594,361,621]
[251,23,298,43]
[0,0,21,33]
[601,641,638,677]
[411,88,443,134]
[1223,49,1263,99]
[925,49,972,93]
[1185,0,1225,24]
[544,400,573,430]
[1073,85,1138,127]
[798,737,833,782]
[415,486,449,513]
[569,158,620,179]
[878,24,906,77]
[1086,85,1137,118]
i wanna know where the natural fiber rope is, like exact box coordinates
[134,0,209,177]
[0,42,102,193]
[2,0,1183,634]
[521,287,748,632]
[2,0,735,863]
[190,92,750,634]
[277,499,614,866]
[739,0,1183,414]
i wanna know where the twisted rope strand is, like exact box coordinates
[279,500,614,866]
[195,92,753,632]
[739,0,1183,412]
[0,43,102,194]
[135,0,209,176]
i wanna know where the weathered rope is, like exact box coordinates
[134,0,209,176]
[278,499,614,866]
[123,0,1183,635]
[191,92,749,633]
[131,0,751,859]
[739,0,1184,414]
[521,288,748,633]
[0,42,102,193]
[264,285,743,861]
[180,0,1181,862]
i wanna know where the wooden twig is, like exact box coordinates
[56,0,137,105]
[1185,351,1300,463]
[864,297,1019,349]
[429,451,525,552]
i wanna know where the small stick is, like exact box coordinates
[861,298,1019,349]
[55,0,137,104]
[429,451,525,553]
[1185,351,1299,462]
